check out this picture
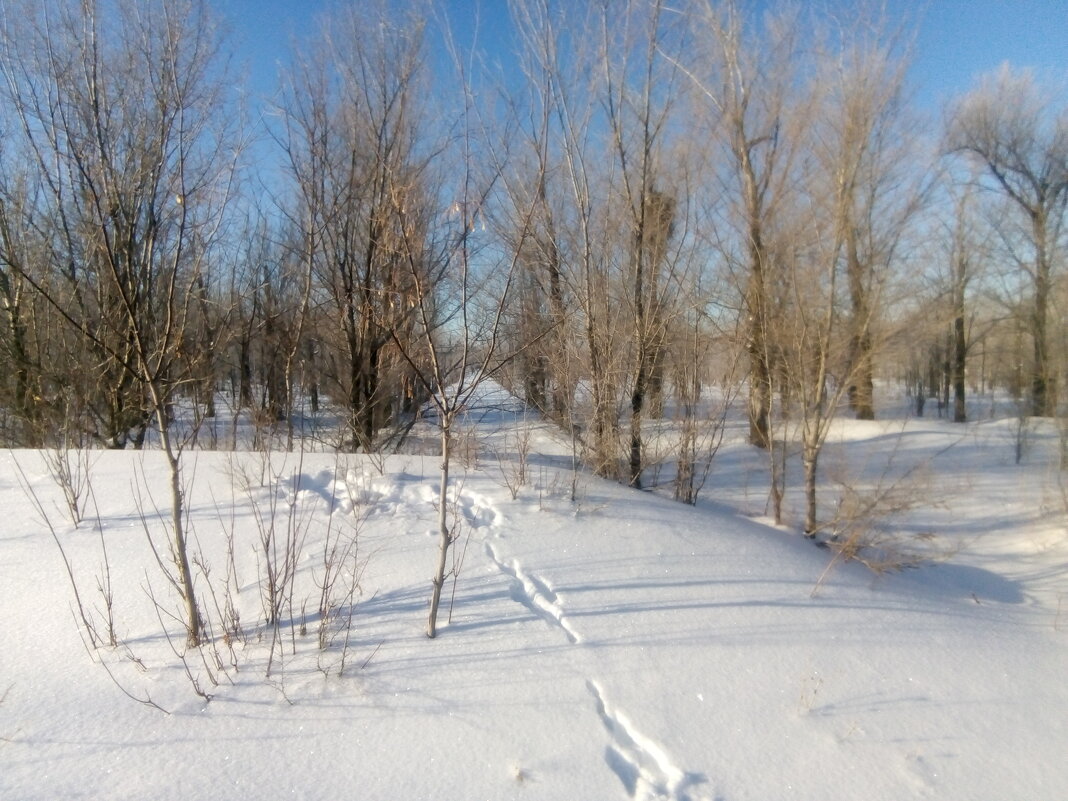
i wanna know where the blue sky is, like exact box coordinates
[910,0,1068,108]
[214,0,1067,109]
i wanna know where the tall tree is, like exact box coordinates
[600,0,681,487]
[939,178,992,423]
[686,0,806,449]
[278,5,429,452]
[947,65,1068,417]
[0,161,45,445]
[789,11,924,533]
[508,0,624,478]
[826,20,920,421]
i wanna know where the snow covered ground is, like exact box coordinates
[2,387,1066,800]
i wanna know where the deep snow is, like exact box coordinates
[1,389,1066,800]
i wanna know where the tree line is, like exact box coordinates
[0,0,1064,479]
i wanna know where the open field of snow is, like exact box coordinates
[2,390,1066,800]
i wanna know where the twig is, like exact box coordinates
[12,454,100,648]
[360,641,384,671]
[76,626,169,715]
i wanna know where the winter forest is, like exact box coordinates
[2,0,1066,515]
[1,0,1066,799]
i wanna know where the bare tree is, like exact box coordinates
[828,19,922,422]
[277,5,429,453]
[790,12,924,535]
[671,284,739,505]
[508,0,625,478]
[683,1,807,449]
[599,0,683,487]
[0,0,240,644]
[947,65,1068,417]
[494,4,573,423]
[370,10,556,637]
[396,155,531,638]
[948,189,973,422]
[0,160,46,445]
[935,176,996,423]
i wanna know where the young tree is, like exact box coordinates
[671,279,739,506]
[369,5,566,637]
[396,142,535,639]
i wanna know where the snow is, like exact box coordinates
[2,387,1066,800]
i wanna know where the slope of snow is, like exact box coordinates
[1,393,1066,800]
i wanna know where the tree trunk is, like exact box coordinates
[745,228,772,449]
[585,277,617,478]
[942,332,951,416]
[524,349,547,412]
[803,443,818,536]
[362,341,381,446]
[748,341,772,448]
[546,250,568,420]
[769,438,785,526]
[629,361,646,488]
[848,330,876,421]
[846,230,875,420]
[1031,214,1053,416]
[239,331,252,408]
[2,283,42,445]
[427,420,452,638]
[629,206,648,488]
[153,394,201,647]
[306,339,320,414]
[953,313,967,422]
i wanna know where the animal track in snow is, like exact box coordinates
[452,488,499,529]
[334,472,500,533]
[482,547,712,799]
[586,680,710,801]
[484,543,581,644]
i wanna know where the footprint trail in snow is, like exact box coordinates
[587,680,711,801]
[483,538,712,800]
[483,542,582,644]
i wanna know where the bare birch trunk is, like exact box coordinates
[427,420,452,638]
